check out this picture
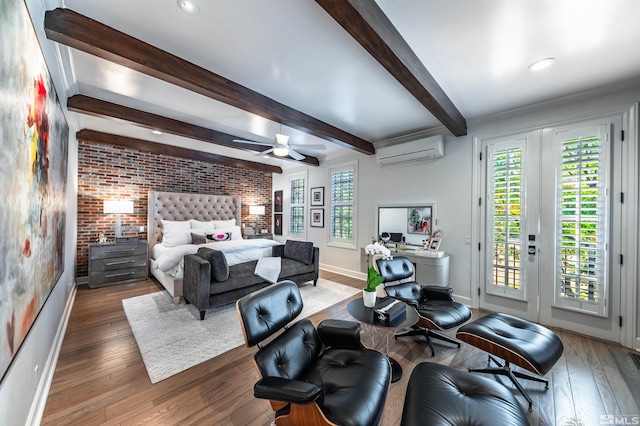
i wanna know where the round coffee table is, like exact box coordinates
[347,297,418,382]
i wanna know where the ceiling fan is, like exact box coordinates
[233,133,325,160]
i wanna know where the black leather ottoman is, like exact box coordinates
[401,362,529,426]
[456,312,564,409]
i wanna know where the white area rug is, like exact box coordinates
[122,279,359,383]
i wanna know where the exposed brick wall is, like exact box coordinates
[77,141,272,277]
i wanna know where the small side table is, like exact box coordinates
[347,297,418,383]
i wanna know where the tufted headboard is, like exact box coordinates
[147,191,242,254]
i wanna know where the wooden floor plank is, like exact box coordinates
[42,274,640,425]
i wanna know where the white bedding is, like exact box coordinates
[151,238,280,278]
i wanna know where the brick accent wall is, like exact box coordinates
[77,141,273,277]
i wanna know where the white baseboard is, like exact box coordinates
[453,295,472,307]
[27,283,77,426]
[319,264,365,281]
[636,337,640,352]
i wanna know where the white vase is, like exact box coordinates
[362,289,377,307]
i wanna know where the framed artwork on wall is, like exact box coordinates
[310,208,324,227]
[274,190,283,213]
[274,213,283,235]
[0,0,69,383]
[310,187,324,206]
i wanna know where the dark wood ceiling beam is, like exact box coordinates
[315,0,467,136]
[44,8,375,155]
[76,129,282,174]
[67,95,320,167]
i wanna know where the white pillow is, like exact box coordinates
[190,219,216,230]
[162,220,190,232]
[213,219,236,229]
[214,225,242,240]
[162,229,191,247]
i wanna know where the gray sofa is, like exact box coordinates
[183,240,319,320]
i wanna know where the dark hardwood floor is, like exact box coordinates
[42,271,639,425]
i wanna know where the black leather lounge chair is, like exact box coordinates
[377,256,472,356]
[236,280,391,426]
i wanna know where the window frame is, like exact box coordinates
[288,170,307,240]
[328,161,358,249]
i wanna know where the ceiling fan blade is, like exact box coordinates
[233,139,274,147]
[289,150,305,161]
[288,144,326,151]
[256,148,274,156]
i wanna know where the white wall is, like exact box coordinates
[273,132,474,300]
[0,0,78,424]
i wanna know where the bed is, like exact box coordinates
[147,191,279,303]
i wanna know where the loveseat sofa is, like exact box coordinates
[183,240,319,320]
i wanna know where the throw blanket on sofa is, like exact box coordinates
[254,257,282,284]
[152,239,280,277]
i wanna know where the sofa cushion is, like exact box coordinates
[284,240,314,265]
[197,247,229,282]
[280,257,315,278]
[210,260,265,294]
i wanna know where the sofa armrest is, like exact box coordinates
[317,319,361,348]
[254,377,323,405]
[183,254,212,317]
[422,285,454,301]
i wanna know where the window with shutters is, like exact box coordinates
[487,141,525,299]
[289,172,306,237]
[329,162,357,247]
[555,128,608,315]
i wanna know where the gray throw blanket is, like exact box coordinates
[254,257,281,283]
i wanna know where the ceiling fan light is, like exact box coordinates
[273,147,289,157]
[177,0,200,15]
[275,134,289,145]
[528,57,555,72]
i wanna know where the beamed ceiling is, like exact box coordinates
[41,0,640,172]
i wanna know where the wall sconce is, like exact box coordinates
[249,205,265,235]
[104,200,134,237]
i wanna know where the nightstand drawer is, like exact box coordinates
[90,242,146,259]
[89,265,148,286]
[90,255,147,272]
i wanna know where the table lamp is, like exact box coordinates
[249,205,265,235]
[104,200,134,237]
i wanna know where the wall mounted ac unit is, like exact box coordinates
[376,135,444,166]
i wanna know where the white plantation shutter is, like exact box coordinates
[330,163,356,246]
[555,126,608,315]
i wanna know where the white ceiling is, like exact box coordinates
[58,0,640,170]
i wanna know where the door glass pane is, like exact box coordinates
[490,147,523,292]
[557,134,605,307]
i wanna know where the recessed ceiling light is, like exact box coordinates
[177,0,200,15]
[151,130,162,135]
[528,58,555,72]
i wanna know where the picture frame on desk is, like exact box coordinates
[310,208,324,227]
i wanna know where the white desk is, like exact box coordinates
[362,247,450,286]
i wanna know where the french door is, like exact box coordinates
[478,117,622,342]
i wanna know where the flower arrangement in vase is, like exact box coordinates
[363,242,392,307]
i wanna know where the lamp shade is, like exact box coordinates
[104,200,134,214]
[249,205,265,215]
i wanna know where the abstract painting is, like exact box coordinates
[0,0,69,382]
[407,206,432,235]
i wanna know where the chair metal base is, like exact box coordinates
[394,326,461,357]
[468,355,548,410]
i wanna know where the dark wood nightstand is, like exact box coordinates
[88,240,148,288]
[244,233,273,240]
